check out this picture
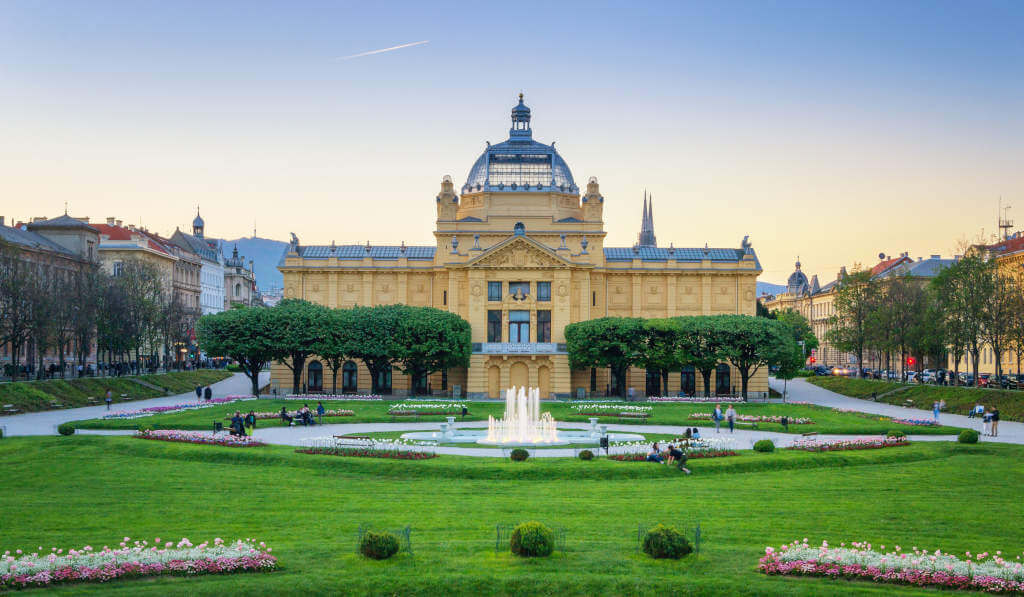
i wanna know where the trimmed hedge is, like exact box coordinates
[360,531,399,560]
[57,423,75,436]
[578,450,594,461]
[642,524,693,559]
[958,429,979,444]
[510,521,555,557]
[510,448,530,462]
[753,439,775,453]
[887,430,907,439]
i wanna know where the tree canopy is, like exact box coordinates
[196,307,277,396]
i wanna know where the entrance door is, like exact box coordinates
[645,369,661,398]
[509,310,530,343]
[680,366,696,396]
[375,367,392,395]
[342,361,358,393]
[715,363,731,396]
[307,361,323,392]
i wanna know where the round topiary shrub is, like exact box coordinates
[578,449,594,461]
[510,448,530,462]
[887,430,907,439]
[753,439,774,453]
[57,423,75,436]
[642,524,693,559]
[510,521,555,557]
[360,531,400,560]
[958,429,979,444]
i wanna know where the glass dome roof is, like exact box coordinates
[462,95,578,194]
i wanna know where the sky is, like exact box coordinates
[1,0,1022,284]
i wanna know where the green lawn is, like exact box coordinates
[807,376,1024,421]
[69,399,965,435]
[0,436,1021,595]
[0,370,232,413]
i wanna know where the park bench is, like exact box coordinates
[87,398,100,406]
[801,431,818,438]
[617,412,650,424]
[334,435,376,448]
[2,404,19,415]
[48,401,64,410]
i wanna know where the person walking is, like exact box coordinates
[713,404,723,434]
[244,411,256,437]
[104,388,113,410]
[982,410,992,436]
[991,407,1000,437]
[316,401,326,424]
[203,386,212,402]
[932,401,940,423]
[725,405,736,433]
[195,385,202,400]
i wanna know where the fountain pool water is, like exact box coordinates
[399,387,645,447]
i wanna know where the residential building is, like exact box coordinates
[168,212,225,315]
[223,245,259,308]
[91,218,175,289]
[275,96,764,398]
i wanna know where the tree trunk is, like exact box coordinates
[701,370,712,398]
[661,369,669,397]
[331,367,339,395]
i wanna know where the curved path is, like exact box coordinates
[770,377,1022,444]
[0,371,269,436]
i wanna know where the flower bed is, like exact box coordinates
[688,412,813,424]
[608,450,738,461]
[135,429,264,447]
[569,404,653,414]
[646,396,744,403]
[388,402,467,415]
[892,418,938,426]
[608,438,738,461]
[284,394,382,401]
[103,397,249,420]
[0,537,276,590]
[759,539,1024,593]
[297,437,437,460]
[225,410,354,421]
[787,437,909,452]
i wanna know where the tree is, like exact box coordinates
[715,314,795,399]
[268,299,329,393]
[565,317,645,398]
[314,308,354,395]
[344,305,404,395]
[0,242,36,380]
[196,307,276,396]
[756,300,776,319]
[931,263,970,384]
[639,318,685,396]
[674,316,726,397]
[932,256,993,385]
[775,308,818,357]
[981,272,1017,379]
[772,334,806,401]
[879,274,927,381]
[1007,276,1024,379]
[826,269,875,377]
[393,306,472,394]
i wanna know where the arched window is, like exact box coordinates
[374,366,392,395]
[342,361,358,393]
[645,369,661,398]
[307,361,323,392]
[680,366,696,396]
[715,363,731,396]
[234,283,241,297]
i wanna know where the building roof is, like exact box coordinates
[870,255,913,276]
[92,223,172,257]
[291,245,437,261]
[170,229,221,263]
[987,233,1024,257]
[876,256,955,279]
[603,246,748,263]
[26,214,98,232]
[0,223,77,256]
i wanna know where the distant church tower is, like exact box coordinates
[193,208,205,238]
[636,190,657,247]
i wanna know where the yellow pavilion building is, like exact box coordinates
[274,96,765,398]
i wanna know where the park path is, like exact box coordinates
[0,372,269,436]
[770,377,1022,444]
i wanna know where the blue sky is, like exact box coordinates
[1,1,1022,282]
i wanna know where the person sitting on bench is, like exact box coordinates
[229,411,245,436]
[279,406,294,425]
[690,427,701,440]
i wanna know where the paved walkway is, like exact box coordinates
[0,372,269,436]
[770,376,1022,444]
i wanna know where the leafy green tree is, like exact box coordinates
[775,308,818,356]
[772,337,806,401]
[756,300,776,319]
[639,318,685,396]
[931,256,993,384]
[196,307,277,396]
[674,316,726,397]
[313,308,355,395]
[982,272,1017,379]
[345,305,404,395]
[826,269,875,377]
[268,299,330,393]
[565,317,645,398]
[394,306,472,394]
[715,315,795,399]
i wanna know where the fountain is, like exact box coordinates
[482,387,560,445]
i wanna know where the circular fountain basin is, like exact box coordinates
[400,429,645,447]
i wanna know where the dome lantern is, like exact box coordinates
[510,93,532,138]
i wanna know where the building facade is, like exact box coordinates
[223,245,259,309]
[274,96,764,398]
[92,219,176,288]
[169,212,225,316]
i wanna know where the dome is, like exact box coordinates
[462,95,577,194]
[192,210,204,229]
[786,260,809,293]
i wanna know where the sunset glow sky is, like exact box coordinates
[2,1,1022,283]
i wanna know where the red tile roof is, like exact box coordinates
[988,235,1024,256]
[92,223,172,257]
[870,255,912,276]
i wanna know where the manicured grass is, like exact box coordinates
[69,399,965,435]
[0,370,232,413]
[0,435,1020,595]
[807,376,1024,421]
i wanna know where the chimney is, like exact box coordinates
[115,219,123,227]
[106,217,115,225]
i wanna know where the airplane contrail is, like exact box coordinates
[337,40,429,60]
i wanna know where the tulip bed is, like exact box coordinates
[892,418,938,426]
[226,409,354,420]
[387,402,468,415]
[688,412,813,424]
[759,539,1024,593]
[135,429,264,447]
[0,537,276,590]
[787,437,909,452]
[103,397,248,420]
[570,404,653,414]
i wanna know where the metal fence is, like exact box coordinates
[636,522,701,554]
[356,524,413,556]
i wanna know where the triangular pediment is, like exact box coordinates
[465,235,573,269]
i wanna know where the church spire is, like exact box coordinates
[637,190,657,247]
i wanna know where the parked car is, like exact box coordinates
[978,373,992,388]
[813,366,830,376]
[960,372,976,386]
[921,370,936,383]
[906,371,918,382]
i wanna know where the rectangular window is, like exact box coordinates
[487,310,502,342]
[441,369,448,391]
[508,310,530,343]
[592,291,597,306]
[488,281,502,301]
[112,262,124,277]
[537,281,551,301]
[537,310,551,342]
[443,290,447,306]
[509,281,530,299]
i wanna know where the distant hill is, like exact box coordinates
[756,281,786,296]
[221,237,288,291]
